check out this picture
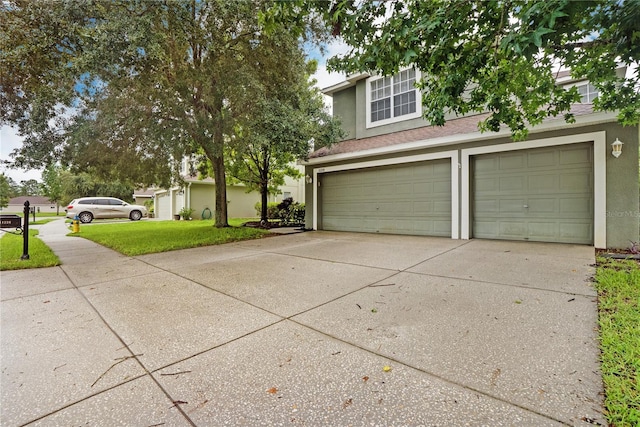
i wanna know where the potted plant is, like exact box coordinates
[179,207,194,220]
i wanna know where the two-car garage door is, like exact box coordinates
[321,159,452,236]
[472,143,593,244]
[318,142,594,245]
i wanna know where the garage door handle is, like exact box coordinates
[523,204,529,208]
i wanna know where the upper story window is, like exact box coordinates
[576,83,599,103]
[366,68,422,128]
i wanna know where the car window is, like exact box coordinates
[96,199,111,206]
[79,200,95,205]
[109,199,125,206]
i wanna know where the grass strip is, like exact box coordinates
[595,257,640,427]
[0,229,61,271]
[69,219,269,256]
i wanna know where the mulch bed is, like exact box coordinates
[242,221,304,229]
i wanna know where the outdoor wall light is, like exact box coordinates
[305,174,313,184]
[611,138,623,158]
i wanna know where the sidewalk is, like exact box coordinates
[1,219,603,426]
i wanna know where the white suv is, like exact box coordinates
[65,197,147,223]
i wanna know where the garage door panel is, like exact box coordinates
[433,179,451,193]
[433,200,452,214]
[529,175,558,192]
[474,220,498,236]
[500,221,527,237]
[499,199,528,213]
[500,153,526,169]
[560,173,592,191]
[527,198,556,214]
[528,222,559,238]
[475,156,498,172]
[475,200,498,214]
[560,222,592,240]
[321,159,451,236]
[472,143,593,244]
[560,198,592,216]
[528,150,557,167]
[500,176,525,191]
[560,146,591,164]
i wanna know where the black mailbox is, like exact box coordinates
[0,214,22,229]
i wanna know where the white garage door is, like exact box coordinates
[320,159,451,236]
[472,143,593,244]
[156,193,171,220]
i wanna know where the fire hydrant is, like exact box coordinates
[71,216,80,233]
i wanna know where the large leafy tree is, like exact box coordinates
[225,58,343,224]
[268,0,640,139]
[1,0,331,227]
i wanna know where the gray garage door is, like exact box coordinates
[320,159,451,236]
[472,143,593,244]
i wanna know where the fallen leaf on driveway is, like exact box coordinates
[382,365,392,372]
[267,387,278,394]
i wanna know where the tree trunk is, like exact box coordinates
[212,154,228,228]
[259,149,269,226]
[260,179,268,225]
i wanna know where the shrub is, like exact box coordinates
[254,201,280,219]
[255,198,305,225]
[277,198,305,226]
[179,207,194,220]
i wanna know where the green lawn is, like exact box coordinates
[0,229,61,270]
[69,219,269,256]
[595,257,640,427]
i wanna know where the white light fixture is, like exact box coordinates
[305,174,313,184]
[611,138,623,158]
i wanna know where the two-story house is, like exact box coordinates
[303,69,639,249]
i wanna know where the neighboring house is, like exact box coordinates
[2,196,57,214]
[133,188,155,207]
[303,68,639,249]
[153,159,305,220]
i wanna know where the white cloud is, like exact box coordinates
[309,38,350,109]
[0,126,42,183]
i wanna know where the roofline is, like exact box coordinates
[321,66,628,95]
[321,72,370,96]
[302,110,619,165]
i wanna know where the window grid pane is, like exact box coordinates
[370,77,392,122]
[371,98,391,122]
[392,70,417,118]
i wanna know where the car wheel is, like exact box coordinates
[129,210,142,221]
[78,212,93,223]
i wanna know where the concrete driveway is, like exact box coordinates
[1,220,603,426]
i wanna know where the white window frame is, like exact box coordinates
[365,68,422,128]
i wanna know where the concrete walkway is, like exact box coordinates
[1,219,603,426]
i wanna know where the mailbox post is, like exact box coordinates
[21,201,30,260]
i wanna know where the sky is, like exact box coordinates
[0,38,350,184]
